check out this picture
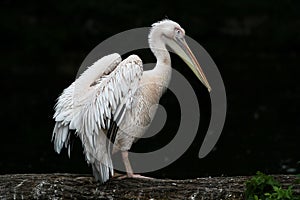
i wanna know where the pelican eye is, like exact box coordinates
[175,28,182,35]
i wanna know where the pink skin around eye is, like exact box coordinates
[175,27,185,36]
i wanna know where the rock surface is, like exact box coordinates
[0,174,299,199]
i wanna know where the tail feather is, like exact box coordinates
[83,129,114,183]
[91,158,113,183]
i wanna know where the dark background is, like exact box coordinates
[0,0,299,179]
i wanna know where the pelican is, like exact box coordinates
[52,19,211,183]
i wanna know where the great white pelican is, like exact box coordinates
[52,19,211,183]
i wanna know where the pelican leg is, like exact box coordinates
[122,151,134,176]
[117,151,153,179]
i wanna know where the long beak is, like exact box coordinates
[167,36,211,92]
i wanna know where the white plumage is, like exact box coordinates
[53,54,142,182]
[53,19,211,183]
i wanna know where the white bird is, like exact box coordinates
[52,19,211,183]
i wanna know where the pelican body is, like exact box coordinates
[52,19,211,183]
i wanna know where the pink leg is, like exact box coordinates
[117,151,153,179]
[122,151,134,177]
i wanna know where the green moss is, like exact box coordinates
[245,171,299,200]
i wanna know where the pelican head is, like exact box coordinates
[149,19,211,92]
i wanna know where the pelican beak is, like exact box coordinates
[166,36,211,92]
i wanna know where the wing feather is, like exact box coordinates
[52,53,143,183]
